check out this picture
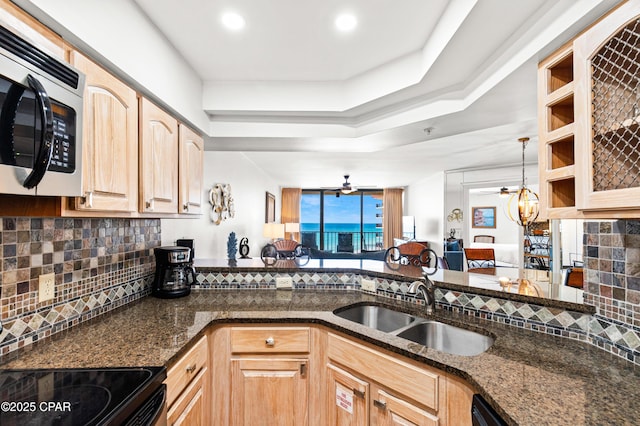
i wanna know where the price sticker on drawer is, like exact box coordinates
[335,383,353,414]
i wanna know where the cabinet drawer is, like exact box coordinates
[166,335,208,408]
[328,333,439,411]
[230,327,310,354]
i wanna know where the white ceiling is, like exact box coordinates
[133,0,621,188]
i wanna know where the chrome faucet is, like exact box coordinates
[408,279,436,315]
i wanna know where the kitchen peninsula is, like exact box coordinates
[2,260,636,425]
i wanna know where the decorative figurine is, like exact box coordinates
[227,232,238,260]
[239,237,250,258]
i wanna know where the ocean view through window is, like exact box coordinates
[300,190,383,253]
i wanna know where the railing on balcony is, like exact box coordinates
[300,231,383,253]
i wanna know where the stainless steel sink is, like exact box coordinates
[333,305,418,333]
[396,321,494,356]
[334,304,493,356]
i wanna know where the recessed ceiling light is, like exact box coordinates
[335,13,357,32]
[221,12,245,31]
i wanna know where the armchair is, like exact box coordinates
[261,239,303,260]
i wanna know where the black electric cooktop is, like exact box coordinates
[0,367,166,426]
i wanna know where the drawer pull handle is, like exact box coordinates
[353,389,365,399]
[373,399,386,410]
[300,362,306,377]
[265,337,275,346]
[185,364,196,373]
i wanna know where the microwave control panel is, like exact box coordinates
[47,101,76,173]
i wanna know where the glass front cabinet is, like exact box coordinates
[539,0,640,218]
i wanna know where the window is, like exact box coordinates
[300,190,383,252]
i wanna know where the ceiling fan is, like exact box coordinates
[473,186,518,197]
[322,175,375,196]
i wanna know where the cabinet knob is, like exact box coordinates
[183,203,189,211]
[265,337,275,346]
[146,200,153,210]
[185,364,196,373]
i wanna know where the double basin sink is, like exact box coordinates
[334,304,493,356]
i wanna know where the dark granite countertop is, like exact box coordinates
[1,289,637,426]
[195,258,593,313]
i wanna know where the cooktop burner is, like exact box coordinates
[0,367,166,426]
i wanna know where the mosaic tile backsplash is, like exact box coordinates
[0,215,639,366]
[583,220,640,363]
[0,217,160,360]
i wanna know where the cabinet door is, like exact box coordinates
[167,368,207,426]
[178,125,204,214]
[326,364,369,426]
[139,97,179,213]
[70,51,138,212]
[371,389,438,426]
[574,1,640,210]
[231,358,308,426]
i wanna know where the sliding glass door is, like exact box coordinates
[300,190,382,253]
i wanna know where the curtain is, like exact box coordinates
[383,188,403,249]
[281,188,302,241]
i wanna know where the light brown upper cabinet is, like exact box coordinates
[539,0,640,218]
[139,97,179,214]
[178,125,204,214]
[574,0,640,212]
[70,51,138,212]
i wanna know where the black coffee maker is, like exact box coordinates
[152,246,195,298]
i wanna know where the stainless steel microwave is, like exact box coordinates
[0,25,84,196]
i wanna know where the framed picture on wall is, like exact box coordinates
[472,206,496,228]
[265,192,276,223]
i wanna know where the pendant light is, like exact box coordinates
[507,137,539,228]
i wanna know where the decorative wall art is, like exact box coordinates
[265,192,275,223]
[209,183,235,225]
[447,208,463,222]
[472,206,496,229]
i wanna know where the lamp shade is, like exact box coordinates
[285,222,300,233]
[263,223,285,239]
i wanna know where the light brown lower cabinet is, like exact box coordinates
[167,368,207,425]
[208,324,473,426]
[165,335,210,426]
[231,358,309,425]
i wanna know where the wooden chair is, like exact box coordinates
[562,267,584,289]
[464,248,496,273]
[473,235,495,243]
[386,242,432,267]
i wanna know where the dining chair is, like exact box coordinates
[473,235,495,243]
[463,248,496,273]
[561,267,584,288]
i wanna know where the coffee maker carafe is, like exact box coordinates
[153,246,195,298]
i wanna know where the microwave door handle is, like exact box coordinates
[22,74,54,189]
[0,83,25,165]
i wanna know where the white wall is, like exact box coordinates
[161,152,279,259]
[468,192,519,244]
[16,0,210,133]
[405,172,445,255]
